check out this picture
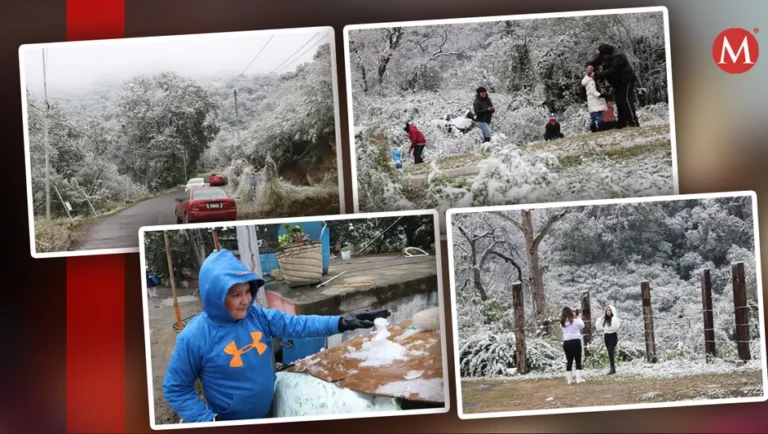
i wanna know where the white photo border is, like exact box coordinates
[137,208,450,430]
[445,190,768,420]
[20,25,347,259]
[343,6,679,214]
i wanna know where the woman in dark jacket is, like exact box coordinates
[473,87,495,142]
[587,44,639,129]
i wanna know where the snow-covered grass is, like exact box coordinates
[355,101,673,214]
[462,359,764,382]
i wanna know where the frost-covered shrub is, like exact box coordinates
[459,332,517,377]
[355,128,416,212]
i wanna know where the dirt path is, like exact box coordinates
[147,285,203,425]
[461,370,763,414]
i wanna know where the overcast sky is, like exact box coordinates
[21,28,331,98]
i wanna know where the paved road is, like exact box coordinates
[73,188,183,251]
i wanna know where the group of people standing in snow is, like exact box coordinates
[402,43,640,165]
[583,43,641,131]
[559,304,621,384]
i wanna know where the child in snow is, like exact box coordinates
[595,305,621,375]
[543,113,564,141]
[405,122,427,164]
[473,87,494,142]
[560,307,586,384]
[582,65,610,132]
[163,248,389,422]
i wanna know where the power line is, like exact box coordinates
[275,33,330,74]
[239,34,275,76]
[267,32,321,74]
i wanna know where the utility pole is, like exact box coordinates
[182,147,188,181]
[234,88,240,142]
[42,48,51,220]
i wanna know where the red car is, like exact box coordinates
[208,173,227,186]
[175,186,237,224]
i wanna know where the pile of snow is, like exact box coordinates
[346,318,409,367]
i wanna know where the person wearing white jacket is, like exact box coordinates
[595,305,622,375]
[560,307,586,384]
[581,65,609,132]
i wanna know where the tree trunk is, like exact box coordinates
[521,210,549,333]
[457,225,488,301]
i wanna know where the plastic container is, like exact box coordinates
[277,221,330,274]
[393,149,403,169]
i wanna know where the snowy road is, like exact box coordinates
[72,188,183,252]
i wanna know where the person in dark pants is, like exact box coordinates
[587,44,640,129]
[473,86,495,142]
[560,307,586,384]
[595,305,622,375]
[405,122,427,164]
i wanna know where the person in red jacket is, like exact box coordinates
[405,122,427,164]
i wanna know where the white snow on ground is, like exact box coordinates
[424,135,672,212]
[461,359,764,382]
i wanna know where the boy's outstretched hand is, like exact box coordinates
[338,309,391,331]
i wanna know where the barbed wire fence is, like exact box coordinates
[500,262,762,373]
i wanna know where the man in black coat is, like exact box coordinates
[588,44,639,128]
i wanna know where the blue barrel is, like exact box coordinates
[281,337,326,365]
[277,221,330,274]
[259,253,280,277]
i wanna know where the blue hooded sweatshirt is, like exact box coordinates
[162,248,342,422]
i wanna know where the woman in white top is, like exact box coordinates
[560,307,586,384]
[595,305,622,375]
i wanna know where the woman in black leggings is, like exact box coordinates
[560,307,586,384]
[595,305,622,375]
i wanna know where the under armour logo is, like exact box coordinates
[223,331,268,368]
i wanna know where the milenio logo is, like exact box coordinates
[713,27,760,74]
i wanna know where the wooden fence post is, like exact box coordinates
[732,262,751,361]
[581,291,592,357]
[700,268,717,362]
[512,282,527,374]
[641,281,657,363]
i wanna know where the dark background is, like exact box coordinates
[2,0,768,432]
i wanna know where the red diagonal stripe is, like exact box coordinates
[65,2,126,432]
[66,0,125,41]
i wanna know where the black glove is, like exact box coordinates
[338,309,391,332]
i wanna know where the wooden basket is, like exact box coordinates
[276,241,323,286]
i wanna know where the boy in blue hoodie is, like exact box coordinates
[162,248,389,422]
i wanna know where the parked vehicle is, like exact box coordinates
[175,186,237,224]
[208,173,227,186]
[185,177,207,192]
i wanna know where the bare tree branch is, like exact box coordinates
[533,209,570,250]
[490,211,523,232]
